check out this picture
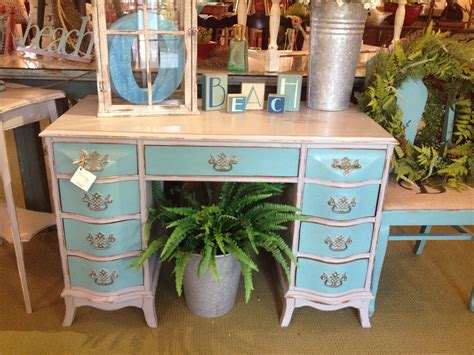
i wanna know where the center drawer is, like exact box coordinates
[299,222,374,258]
[68,256,144,292]
[145,146,300,177]
[63,219,142,257]
[59,180,140,218]
[296,258,368,294]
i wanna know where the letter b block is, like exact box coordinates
[227,94,247,113]
[267,95,285,113]
[202,74,228,111]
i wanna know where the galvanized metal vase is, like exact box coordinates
[183,253,241,318]
[307,1,368,111]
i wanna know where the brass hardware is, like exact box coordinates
[321,272,347,288]
[87,232,116,250]
[208,153,238,172]
[90,269,118,286]
[82,192,113,211]
[327,196,356,214]
[73,150,109,172]
[324,235,352,252]
[332,157,361,176]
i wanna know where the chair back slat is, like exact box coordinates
[397,78,428,144]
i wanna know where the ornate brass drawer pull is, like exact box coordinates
[332,157,361,176]
[90,269,118,286]
[87,232,116,250]
[321,272,347,288]
[82,192,113,211]
[208,153,237,172]
[325,235,352,252]
[73,150,109,172]
[327,196,356,214]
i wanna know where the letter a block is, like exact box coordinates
[267,94,285,113]
[241,83,265,110]
[277,75,302,112]
[227,94,247,113]
[202,74,228,111]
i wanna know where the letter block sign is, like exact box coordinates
[92,0,198,116]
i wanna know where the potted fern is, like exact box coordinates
[133,182,303,318]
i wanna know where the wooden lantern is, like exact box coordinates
[92,0,198,116]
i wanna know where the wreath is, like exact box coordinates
[357,24,473,190]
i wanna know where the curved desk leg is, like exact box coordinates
[63,296,77,326]
[280,297,296,327]
[143,297,158,328]
[359,300,371,328]
[370,223,390,317]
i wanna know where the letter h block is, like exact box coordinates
[277,74,302,112]
[202,74,228,111]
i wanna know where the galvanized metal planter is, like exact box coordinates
[183,253,241,318]
[307,2,367,111]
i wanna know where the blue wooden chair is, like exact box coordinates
[370,78,474,316]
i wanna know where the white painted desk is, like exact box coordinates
[40,96,396,327]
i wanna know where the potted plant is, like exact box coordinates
[133,182,304,318]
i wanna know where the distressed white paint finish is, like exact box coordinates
[42,98,396,328]
[0,84,64,314]
[40,97,396,144]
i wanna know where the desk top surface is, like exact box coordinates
[41,96,396,145]
[0,84,65,114]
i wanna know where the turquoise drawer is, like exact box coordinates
[302,184,379,220]
[296,258,368,294]
[68,256,143,292]
[145,146,299,176]
[54,143,137,177]
[59,180,140,218]
[63,219,142,257]
[299,222,374,258]
[306,149,386,182]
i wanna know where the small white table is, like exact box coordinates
[0,83,65,313]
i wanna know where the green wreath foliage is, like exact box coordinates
[357,24,474,189]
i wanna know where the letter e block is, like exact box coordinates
[267,94,285,113]
[277,75,302,112]
[227,94,247,113]
[202,74,228,111]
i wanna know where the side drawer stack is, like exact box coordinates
[52,143,144,295]
[282,147,390,328]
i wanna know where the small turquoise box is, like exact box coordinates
[227,94,247,113]
[267,94,285,113]
[202,74,228,111]
[277,74,302,112]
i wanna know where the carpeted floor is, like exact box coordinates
[0,227,473,354]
